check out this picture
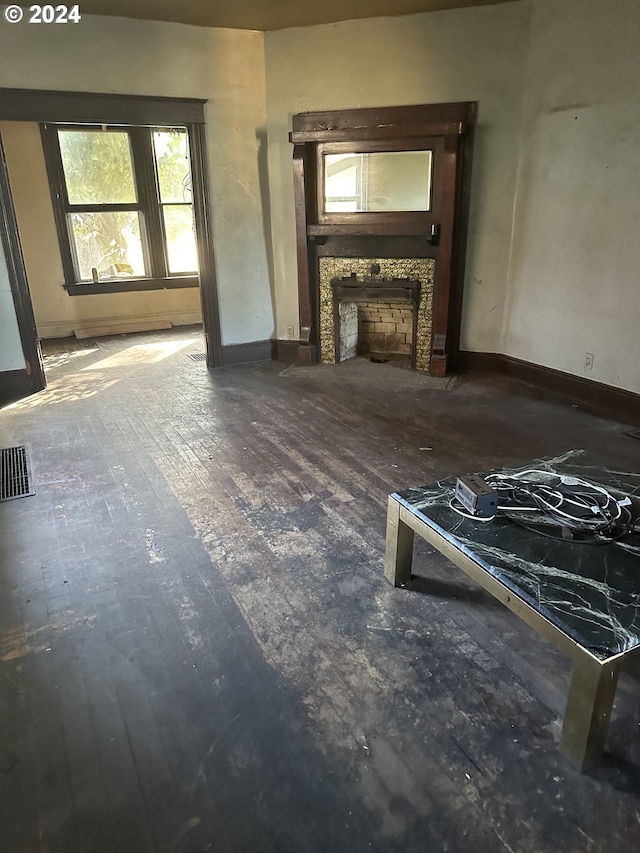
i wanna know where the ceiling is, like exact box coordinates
[76,0,517,32]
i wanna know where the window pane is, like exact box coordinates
[324,150,432,212]
[162,205,197,274]
[153,130,192,203]
[69,211,146,280]
[58,130,137,204]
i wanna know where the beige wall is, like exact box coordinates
[503,0,640,393]
[1,2,637,393]
[264,2,531,351]
[0,16,273,345]
[0,122,202,339]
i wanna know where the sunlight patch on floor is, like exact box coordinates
[83,339,195,371]
[43,347,101,370]
[5,372,121,410]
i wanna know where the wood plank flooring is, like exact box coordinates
[1,327,639,852]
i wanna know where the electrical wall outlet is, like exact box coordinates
[584,352,594,370]
[287,325,295,339]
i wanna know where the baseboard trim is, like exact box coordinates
[220,340,274,366]
[459,351,640,426]
[274,340,302,364]
[38,312,203,340]
[75,320,172,339]
[0,368,31,406]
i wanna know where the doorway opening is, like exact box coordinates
[0,88,222,403]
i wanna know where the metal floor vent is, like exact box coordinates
[187,352,207,362]
[0,446,35,502]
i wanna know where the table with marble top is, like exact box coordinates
[384,450,640,771]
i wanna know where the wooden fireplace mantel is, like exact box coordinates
[289,102,476,377]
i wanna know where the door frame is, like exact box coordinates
[0,134,46,395]
[0,87,222,370]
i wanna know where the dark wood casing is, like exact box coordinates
[289,102,476,375]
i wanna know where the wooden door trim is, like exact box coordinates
[0,135,46,395]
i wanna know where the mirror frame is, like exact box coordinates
[318,140,441,224]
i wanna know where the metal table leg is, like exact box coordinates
[384,496,414,587]
[560,655,619,771]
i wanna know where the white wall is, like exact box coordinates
[264,2,531,350]
[0,15,273,345]
[503,0,640,393]
[0,236,25,372]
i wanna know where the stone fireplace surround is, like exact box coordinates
[318,257,435,372]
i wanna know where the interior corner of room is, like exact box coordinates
[0,0,638,416]
[1,2,640,849]
[263,0,640,413]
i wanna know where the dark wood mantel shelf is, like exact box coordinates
[307,223,436,238]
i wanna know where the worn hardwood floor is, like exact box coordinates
[1,327,639,853]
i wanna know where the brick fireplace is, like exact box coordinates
[318,257,435,372]
[352,299,414,362]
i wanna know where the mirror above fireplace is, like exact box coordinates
[323,149,433,213]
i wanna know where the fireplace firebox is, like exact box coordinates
[332,275,421,366]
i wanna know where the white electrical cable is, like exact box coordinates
[448,497,496,522]
[450,470,634,543]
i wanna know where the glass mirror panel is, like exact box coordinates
[324,150,432,213]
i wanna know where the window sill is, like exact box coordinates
[64,276,199,296]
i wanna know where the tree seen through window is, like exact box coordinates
[51,125,197,283]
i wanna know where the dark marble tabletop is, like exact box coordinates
[393,450,640,660]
